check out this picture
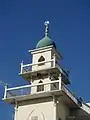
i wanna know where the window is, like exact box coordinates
[37,80,44,92]
[31,116,38,120]
[38,56,45,65]
[38,56,45,62]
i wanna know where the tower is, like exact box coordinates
[3,21,90,120]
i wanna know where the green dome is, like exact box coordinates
[36,36,56,49]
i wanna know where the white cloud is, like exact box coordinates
[0,80,5,86]
[0,80,12,87]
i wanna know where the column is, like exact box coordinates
[53,54,56,67]
[59,73,61,90]
[14,103,18,120]
[53,96,57,120]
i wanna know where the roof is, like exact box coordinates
[36,36,56,49]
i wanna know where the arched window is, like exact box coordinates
[38,56,45,62]
[38,56,45,65]
[37,80,44,92]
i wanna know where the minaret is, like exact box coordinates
[2,21,90,120]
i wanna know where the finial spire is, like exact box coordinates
[44,21,49,37]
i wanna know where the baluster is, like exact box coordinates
[4,84,8,99]
[53,54,56,67]
[59,73,61,90]
[20,60,23,74]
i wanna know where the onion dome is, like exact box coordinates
[36,21,56,49]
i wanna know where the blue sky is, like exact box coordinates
[0,0,90,119]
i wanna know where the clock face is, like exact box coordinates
[26,109,45,120]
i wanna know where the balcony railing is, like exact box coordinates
[3,80,60,99]
[20,59,55,74]
[20,59,68,80]
[3,80,80,107]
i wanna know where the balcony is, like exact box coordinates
[20,59,55,74]
[3,80,81,108]
[19,59,69,83]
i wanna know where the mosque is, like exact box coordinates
[2,21,90,120]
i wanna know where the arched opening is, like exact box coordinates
[38,56,45,66]
[37,80,44,92]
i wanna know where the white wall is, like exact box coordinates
[31,47,60,94]
[15,99,54,120]
[14,97,70,120]
[32,50,52,71]
[57,101,70,120]
[31,77,51,94]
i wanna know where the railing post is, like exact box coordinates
[20,61,23,74]
[59,73,61,90]
[53,96,57,120]
[14,101,18,120]
[53,54,56,67]
[4,84,8,99]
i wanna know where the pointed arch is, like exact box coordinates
[38,56,45,62]
[38,56,45,66]
[37,80,44,92]
[26,108,45,120]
